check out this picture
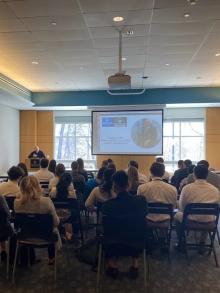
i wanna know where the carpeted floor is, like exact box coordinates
[1,233,220,293]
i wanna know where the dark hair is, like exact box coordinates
[184,159,192,168]
[101,160,108,168]
[112,170,128,190]
[194,164,208,180]
[55,163,65,177]
[17,162,28,177]
[178,160,184,168]
[107,158,113,164]
[56,172,72,200]
[188,164,195,174]
[100,168,115,195]
[97,167,107,180]
[156,157,164,164]
[150,162,165,178]
[40,158,49,168]
[7,166,24,181]
[129,160,139,169]
[197,160,209,169]
[71,161,78,171]
[108,163,116,173]
[48,159,56,174]
[77,158,84,172]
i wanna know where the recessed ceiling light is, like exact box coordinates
[31,61,39,65]
[184,13,190,18]
[165,63,170,66]
[122,57,127,61]
[51,21,57,26]
[215,53,220,57]
[113,16,124,22]
[187,0,197,5]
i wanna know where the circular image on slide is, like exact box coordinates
[131,118,161,149]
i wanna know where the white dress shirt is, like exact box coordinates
[137,177,177,221]
[175,179,220,223]
[34,168,54,182]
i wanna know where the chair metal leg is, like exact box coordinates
[96,243,102,293]
[6,238,10,280]
[12,241,19,284]
[209,232,219,268]
[216,229,220,245]
[54,244,57,281]
[143,249,147,291]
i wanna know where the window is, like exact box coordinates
[163,120,205,172]
[55,122,96,169]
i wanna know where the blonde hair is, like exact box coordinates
[127,166,139,192]
[19,176,42,204]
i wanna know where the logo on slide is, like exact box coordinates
[131,118,161,148]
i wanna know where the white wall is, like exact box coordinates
[0,104,19,175]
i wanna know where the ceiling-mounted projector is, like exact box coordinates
[108,30,131,89]
[108,73,131,89]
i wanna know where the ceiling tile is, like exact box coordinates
[32,30,90,41]
[151,21,214,35]
[21,15,87,31]
[84,10,152,27]
[8,0,80,17]
[79,0,153,13]
[0,19,26,32]
[0,2,16,19]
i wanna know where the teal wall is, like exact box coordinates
[32,87,220,107]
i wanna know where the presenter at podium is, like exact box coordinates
[28,145,46,159]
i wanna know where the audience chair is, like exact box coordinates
[39,181,50,196]
[0,232,11,280]
[146,202,174,254]
[181,203,219,267]
[53,198,84,244]
[12,213,58,283]
[96,197,148,293]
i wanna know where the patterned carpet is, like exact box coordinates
[1,233,220,293]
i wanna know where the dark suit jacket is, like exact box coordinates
[28,150,46,158]
[171,168,189,192]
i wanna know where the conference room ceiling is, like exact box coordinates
[0,0,220,91]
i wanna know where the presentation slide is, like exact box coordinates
[92,110,163,155]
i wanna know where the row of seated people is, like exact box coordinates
[0,163,219,280]
[0,158,219,265]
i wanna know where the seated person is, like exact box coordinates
[171,159,192,193]
[28,145,46,158]
[71,161,85,195]
[155,157,170,182]
[137,162,177,222]
[49,163,65,190]
[179,163,195,191]
[0,195,14,261]
[0,166,24,197]
[127,166,141,195]
[34,158,55,183]
[102,171,147,279]
[17,162,28,177]
[186,160,220,191]
[127,160,148,184]
[77,158,88,182]
[14,176,60,265]
[175,164,220,249]
[48,159,57,175]
[50,172,76,241]
[85,168,115,211]
[84,167,106,200]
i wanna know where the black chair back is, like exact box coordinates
[15,213,54,241]
[182,203,219,227]
[102,196,147,249]
[5,196,16,211]
[147,202,173,217]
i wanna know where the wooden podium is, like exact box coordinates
[25,158,41,171]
